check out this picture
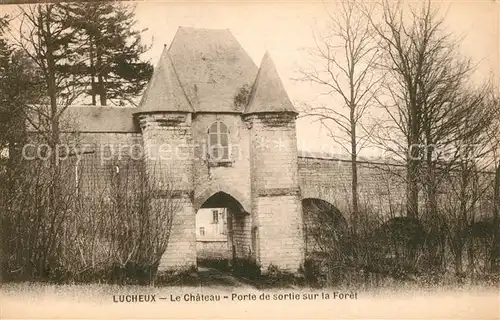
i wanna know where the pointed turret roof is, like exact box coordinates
[244,52,297,115]
[135,47,193,113]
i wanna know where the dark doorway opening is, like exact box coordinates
[302,198,347,256]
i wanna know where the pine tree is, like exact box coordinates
[65,1,153,106]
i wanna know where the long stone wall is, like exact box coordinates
[299,155,496,222]
[299,156,407,219]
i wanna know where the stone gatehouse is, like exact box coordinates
[58,27,305,272]
[48,27,414,273]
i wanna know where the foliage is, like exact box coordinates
[231,258,261,281]
[0,6,160,284]
[298,0,381,224]
[0,19,43,159]
[62,1,153,106]
[155,266,199,286]
[197,258,231,272]
[303,200,500,288]
[297,0,500,288]
[0,155,180,284]
[260,264,300,288]
[234,84,251,108]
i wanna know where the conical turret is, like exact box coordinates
[244,51,297,115]
[135,47,193,114]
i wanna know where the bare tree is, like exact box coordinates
[369,0,489,221]
[0,7,77,281]
[486,93,500,273]
[64,154,181,284]
[0,153,79,280]
[1,4,179,284]
[491,151,500,273]
[10,4,86,148]
[2,5,92,281]
[299,0,381,227]
[439,87,499,277]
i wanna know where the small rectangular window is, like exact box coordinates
[199,227,205,236]
[212,210,219,224]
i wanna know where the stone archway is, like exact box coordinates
[196,191,252,269]
[301,198,348,255]
[194,183,250,213]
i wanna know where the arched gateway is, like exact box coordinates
[127,27,305,273]
[63,27,358,273]
[196,192,252,264]
[27,24,425,277]
[134,27,307,273]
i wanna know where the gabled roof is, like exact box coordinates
[168,27,258,113]
[135,47,193,114]
[24,106,139,133]
[244,52,297,115]
[63,106,139,132]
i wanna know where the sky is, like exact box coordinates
[132,0,500,158]
[2,0,499,158]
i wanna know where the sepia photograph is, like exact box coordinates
[0,0,499,319]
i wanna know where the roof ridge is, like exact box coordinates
[167,26,259,113]
[167,50,195,111]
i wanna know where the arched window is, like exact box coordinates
[208,121,229,161]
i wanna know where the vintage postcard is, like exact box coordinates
[0,0,499,319]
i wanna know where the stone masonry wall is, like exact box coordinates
[247,113,304,272]
[254,195,304,271]
[138,113,197,270]
[191,113,252,212]
[231,212,253,259]
[60,132,144,197]
[158,196,197,270]
[58,124,496,273]
[299,157,407,219]
[197,240,231,260]
[191,113,253,260]
[138,113,194,191]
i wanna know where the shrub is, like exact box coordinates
[303,257,328,288]
[261,264,298,288]
[154,265,199,286]
[231,258,261,280]
[197,258,231,271]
